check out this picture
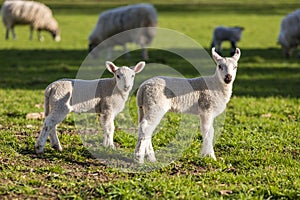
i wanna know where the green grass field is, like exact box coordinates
[0,0,299,199]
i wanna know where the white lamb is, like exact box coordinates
[35,61,145,154]
[88,3,157,60]
[134,48,241,163]
[278,9,300,58]
[1,0,60,41]
[211,26,244,56]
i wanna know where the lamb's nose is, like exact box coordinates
[124,86,130,91]
[224,74,232,84]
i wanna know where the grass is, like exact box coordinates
[0,0,299,199]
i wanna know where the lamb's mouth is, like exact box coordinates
[224,78,231,84]
[224,74,232,84]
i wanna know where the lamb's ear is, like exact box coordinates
[212,47,223,63]
[133,61,145,74]
[106,61,118,74]
[232,48,241,61]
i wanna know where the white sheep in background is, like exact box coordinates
[1,0,60,41]
[278,9,300,58]
[134,48,241,164]
[88,3,157,60]
[211,26,244,56]
[35,61,145,154]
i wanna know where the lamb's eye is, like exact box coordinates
[218,65,223,70]
[132,75,135,78]
[233,66,237,70]
[117,75,120,79]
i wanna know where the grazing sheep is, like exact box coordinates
[1,0,60,41]
[134,48,241,163]
[88,3,157,60]
[211,26,244,56]
[35,61,145,154]
[278,9,300,58]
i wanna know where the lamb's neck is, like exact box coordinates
[210,75,233,102]
[113,85,130,100]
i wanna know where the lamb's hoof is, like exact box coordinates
[201,152,216,161]
[51,144,63,152]
[103,143,116,150]
[35,145,44,154]
[134,153,145,164]
[147,154,157,163]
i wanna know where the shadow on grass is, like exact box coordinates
[42,1,298,16]
[19,146,107,167]
[0,48,299,97]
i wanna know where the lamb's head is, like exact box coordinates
[232,26,244,41]
[48,19,60,42]
[212,47,241,85]
[106,61,146,92]
[278,33,292,58]
[51,29,61,42]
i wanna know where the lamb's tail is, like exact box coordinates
[43,84,53,117]
[136,87,145,123]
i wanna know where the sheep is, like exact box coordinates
[1,0,60,41]
[88,3,157,60]
[134,48,241,164]
[211,26,244,56]
[34,61,146,154]
[278,9,300,58]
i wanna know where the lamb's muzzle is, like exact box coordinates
[224,74,232,84]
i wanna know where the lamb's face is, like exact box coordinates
[216,58,238,84]
[278,33,292,58]
[51,29,61,42]
[115,67,136,92]
[106,61,146,92]
[212,47,241,85]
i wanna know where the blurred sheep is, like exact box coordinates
[1,0,60,41]
[278,9,300,58]
[211,26,244,56]
[88,3,157,60]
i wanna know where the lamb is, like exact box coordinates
[134,48,241,164]
[88,3,157,60]
[35,61,145,154]
[278,9,300,58]
[1,0,60,41]
[211,26,244,56]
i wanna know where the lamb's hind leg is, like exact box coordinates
[35,108,69,154]
[11,26,16,40]
[134,106,166,163]
[200,114,216,160]
[49,125,63,152]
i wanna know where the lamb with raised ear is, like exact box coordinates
[134,48,241,163]
[1,0,60,41]
[35,61,145,154]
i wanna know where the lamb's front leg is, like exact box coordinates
[100,113,115,149]
[5,28,9,40]
[200,114,216,160]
